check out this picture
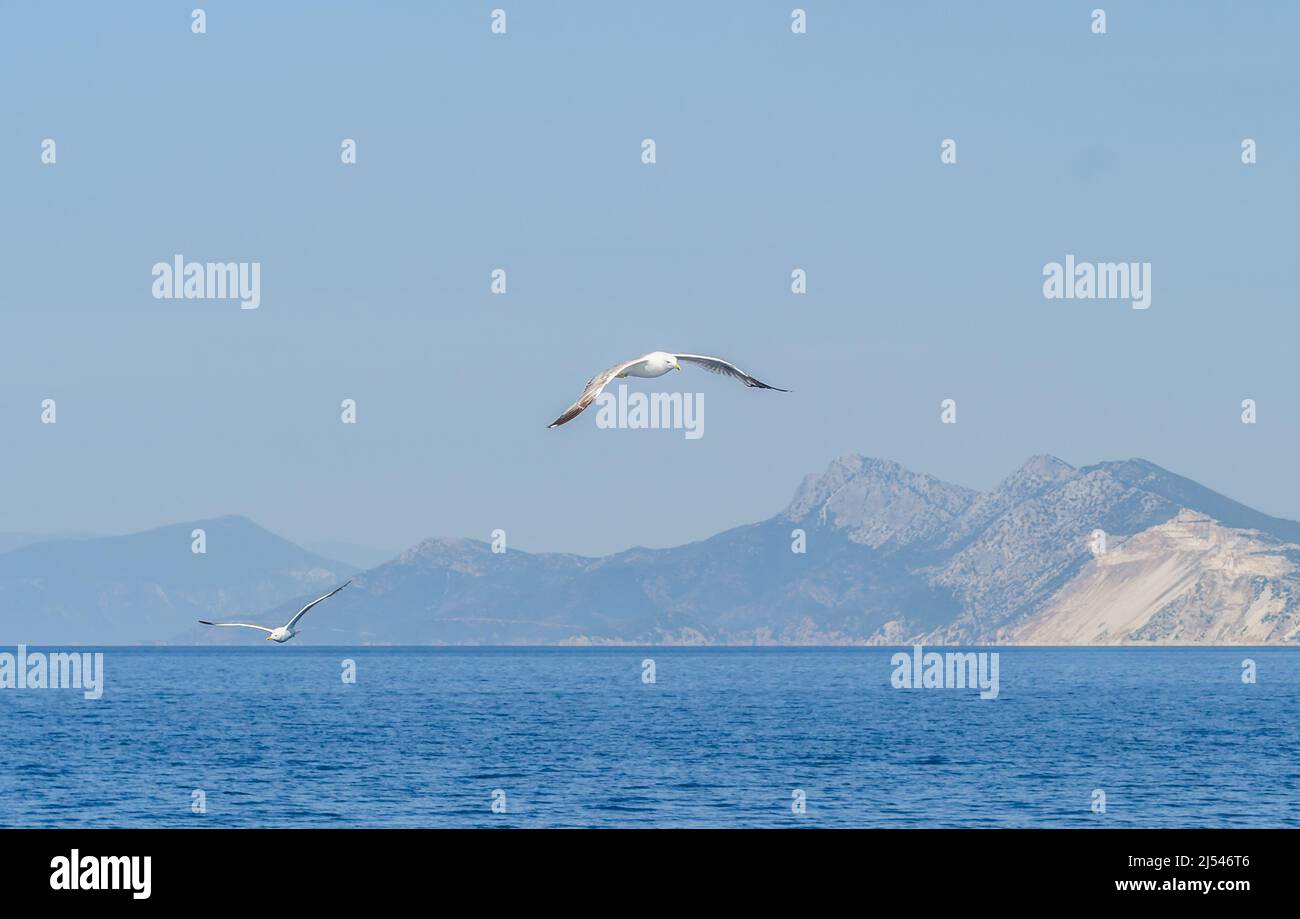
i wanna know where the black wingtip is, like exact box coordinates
[198,620,214,625]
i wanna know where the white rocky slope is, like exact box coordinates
[1010,510,1300,644]
[782,454,1300,645]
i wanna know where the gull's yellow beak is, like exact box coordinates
[673,362,682,371]
[265,635,273,640]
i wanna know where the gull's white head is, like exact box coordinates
[646,351,681,374]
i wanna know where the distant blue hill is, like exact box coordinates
[0,516,353,644]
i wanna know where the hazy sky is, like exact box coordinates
[2,1,1297,558]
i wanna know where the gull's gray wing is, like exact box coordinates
[547,356,646,428]
[197,621,274,633]
[673,354,788,391]
[286,580,352,629]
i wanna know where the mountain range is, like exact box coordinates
[3,455,1299,645]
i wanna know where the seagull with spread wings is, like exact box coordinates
[548,351,787,428]
[198,580,351,643]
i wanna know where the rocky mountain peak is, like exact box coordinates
[783,454,976,549]
[1010,453,1076,482]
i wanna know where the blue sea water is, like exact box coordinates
[1,647,1297,828]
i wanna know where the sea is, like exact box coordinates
[2,647,1296,828]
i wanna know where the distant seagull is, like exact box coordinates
[548,351,787,428]
[198,580,351,643]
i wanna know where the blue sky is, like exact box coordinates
[1,1,1297,557]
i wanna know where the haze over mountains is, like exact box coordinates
[3,455,1299,645]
